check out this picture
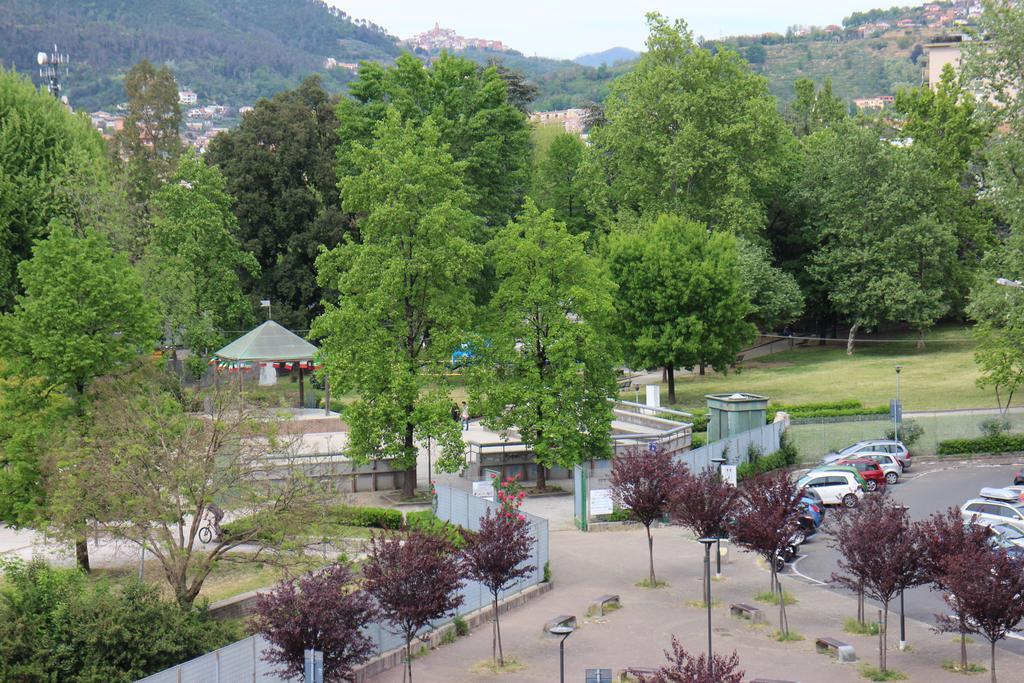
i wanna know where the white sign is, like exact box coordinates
[590,488,614,516]
[472,480,494,501]
[720,464,738,487]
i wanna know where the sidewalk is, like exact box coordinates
[367,524,1024,682]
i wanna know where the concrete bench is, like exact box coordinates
[618,668,657,682]
[543,614,577,635]
[815,636,857,663]
[730,602,766,624]
[592,594,621,616]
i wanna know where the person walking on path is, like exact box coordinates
[460,401,470,431]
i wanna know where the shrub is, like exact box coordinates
[937,434,1024,456]
[0,559,240,683]
[978,417,1010,438]
[404,509,465,548]
[689,411,709,432]
[884,419,924,447]
[767,400,888,422]
[543,561,551,583]
[328,504,403,530]
[691,433,707,448]
[736,435,797,481]
[453,614,469,636]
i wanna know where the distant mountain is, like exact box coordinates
[573,47,641,67]
[0,0,401,110]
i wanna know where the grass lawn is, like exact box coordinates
[642,327,992,413]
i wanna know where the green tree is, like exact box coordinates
[469,201,617,489]
[798,124,961,352]
[0,69,111,310]
[206,76,349,329]
[338,53,531,232]
[146,151,259,375]
[313,110,481,497]
[532,132,595,239]
[791,77,847,137]
[737,238,804,332]
[607,214,755,404]
[0,224,158,569]
[111,60,184,213]
[587,13,792,236]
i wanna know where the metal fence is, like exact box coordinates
[136,485,549,683]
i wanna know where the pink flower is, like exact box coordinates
[518,514,525,521]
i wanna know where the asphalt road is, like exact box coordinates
[786,460,1024,655]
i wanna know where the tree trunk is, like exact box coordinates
[646,523,656,585]
[778,578,787,633]
[991,640,996,683]
[881,606,889,672]
[699,362,705,376]
[75,536,90,573]
[494,594,504,667]
[857,584,864,625]
[666,363,676,404]
[847,323,860,356]
[536,464,547,491]
[916,328,926,351]
[403,420,416,498]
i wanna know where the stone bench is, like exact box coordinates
[543,614,577,635]
[618,667,657,682]
[815,636,857,663]
[592,594,621,616]
[730,602,766,624]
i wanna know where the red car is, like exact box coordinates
[834,458,888,492]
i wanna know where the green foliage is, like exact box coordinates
[884,419,924,447]
[206,76,349,329]
[453,614,470,636]
[859,665,908,681]
[338,53,531,230]
[542,561,552,583]
[313,110,481,486]
[789,77,847,137]
[404,510,465,548]
[845,618,881,635]
[588,13,791,236]
[770,402,890,421]
[737,434,799,481]
[146,151,259,372]
[978,417,1011,438]
[0,559,241,682]
[0,0,399,110]
[937,433,1024,456]
[532,132,595,239]
[737,237,804,331]
[0,223,158,397]
[755,589,797,605]
[469,201,618,478]
[0,68,111,310]
[330,505,403,530]
[606,214,755,402]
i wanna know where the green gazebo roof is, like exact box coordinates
[212,320,317,362]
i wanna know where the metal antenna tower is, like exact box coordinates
[36,45,69,101]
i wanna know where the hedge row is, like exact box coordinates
[405,509,466,547]
[768,404,888,422]
[937,434,1024,455]
[328,505,404,530]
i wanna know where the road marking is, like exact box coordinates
[787,554,827,586]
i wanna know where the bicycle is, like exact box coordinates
[197,521,217,544]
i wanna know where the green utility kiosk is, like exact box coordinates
[705,393,768,442]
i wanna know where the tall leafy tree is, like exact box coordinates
[736,238,804,332]
[206,76,348,329]
[469,201,617,488]
[607,214,755,403]
[313,110,481,497]
[798,123,962,352]
[0,223,158,570]
[338,53,531,232]
[532,132,595,240]
[145,151,258,374]
[0,69,112,310]
[587,13,791,236]
[111,59,183,213]
[790,77,846,137]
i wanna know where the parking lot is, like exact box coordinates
[787,459,1024,654]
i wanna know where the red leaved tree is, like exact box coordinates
[363,531,465,682]
[670,467,740,604]
[253,563,377,683]
[831,495,926,673]
[827,494,888,627]
[639,636,744,683]
[936,544,1024,683]
[462,509,535,667]
[728,470,805,634]
[918,506,992,672]
[610,447,685,586]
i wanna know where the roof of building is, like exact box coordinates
[213,320,317,362]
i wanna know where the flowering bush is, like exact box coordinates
[492,473,526,518]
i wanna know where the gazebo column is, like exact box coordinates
[298,365,305,408]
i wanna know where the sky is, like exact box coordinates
[328,0,902,59]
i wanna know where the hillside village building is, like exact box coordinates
[406,22,504,51]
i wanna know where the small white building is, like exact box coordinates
[178,90,198,105]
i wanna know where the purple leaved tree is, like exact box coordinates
[936,544,1024,683]
[610,447,685,586]
[670,467,740,604]
[918,506,992,672]
[363,531,465,683]
[728,470,805,635]
[639,636,744,683]
[462,509,535,667]
[830,495,926,673]
[253,563,377,683]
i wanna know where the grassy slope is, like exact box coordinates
[653,327,989,413]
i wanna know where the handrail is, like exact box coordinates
[608,398,694,419]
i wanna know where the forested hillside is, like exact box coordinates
[0,0,400,110]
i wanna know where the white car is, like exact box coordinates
[797,470,865,508]
[961,488,1024,534]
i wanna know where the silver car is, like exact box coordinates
[961,488,1024,534]
[824,440,911,470]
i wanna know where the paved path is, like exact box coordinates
[367,504,1024,682]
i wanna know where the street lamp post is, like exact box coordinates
[711,457,728,577]
[550,625,575,683]
[896,503,908,650]
[895,366,902,444]
[698,537,717,679]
